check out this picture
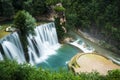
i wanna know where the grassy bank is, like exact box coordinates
[0,31,10,39]
[0,21,12,39]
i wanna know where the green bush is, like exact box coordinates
[0,60,120,80]
[0,60,18,80]
[106,69,120,80]
[79,72,106,80]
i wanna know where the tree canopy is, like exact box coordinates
[14,10,36,35]
[63,0,120,49]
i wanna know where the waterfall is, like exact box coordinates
[0,22,60,65]
[69,39,95,53]
[27,22,60,65]
[0,32,26,63]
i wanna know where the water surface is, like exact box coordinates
[37,44,81,70]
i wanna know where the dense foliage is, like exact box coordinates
[63,0,120,49]
[55,17,65,41]
[0,0,119,51]
[0,60,120,80]
[0,0,48,18]
[0,0,119,50]
[14,10,36,35]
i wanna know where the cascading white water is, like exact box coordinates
[0,22,60,65]
[69,39,95,53]
[1,32,26,63]
[2,41,26,63]
[27,22,60,65]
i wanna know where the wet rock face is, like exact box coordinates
[68,53,120,75]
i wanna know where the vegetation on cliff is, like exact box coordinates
[63,0,120,50]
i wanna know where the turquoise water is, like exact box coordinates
[37,44,81,70]
[37,32,120,71]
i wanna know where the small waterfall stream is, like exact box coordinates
[69,39,95,53]
[0,51,3,60]
[0,22,60,65]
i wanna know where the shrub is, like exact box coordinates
[79,72,106,80]
[106,69,120,80]
[54,6,65,12]
[0,60,19,80]
[0,60,120,80]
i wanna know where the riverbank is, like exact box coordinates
[77,29,120,54]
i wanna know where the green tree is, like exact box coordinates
[23,0,34,15]
[0,0,14,17]
[13,10,36,61]
[33,0,48,16]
